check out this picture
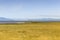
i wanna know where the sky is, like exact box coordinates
[0,0,60,19]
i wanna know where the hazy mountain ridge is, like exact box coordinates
[0,17,14,21]
[0,17,60,22]
[28,18,60,21]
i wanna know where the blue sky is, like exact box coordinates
[0,0,60,19]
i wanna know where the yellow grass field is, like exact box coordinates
[0,22,60,40]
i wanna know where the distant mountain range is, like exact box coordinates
[28,18,60,21]
[0,17,14,21]
[0,17,60,22]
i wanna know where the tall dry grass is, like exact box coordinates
[0,22,60,40]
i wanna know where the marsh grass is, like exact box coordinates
[0,22,60,40]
